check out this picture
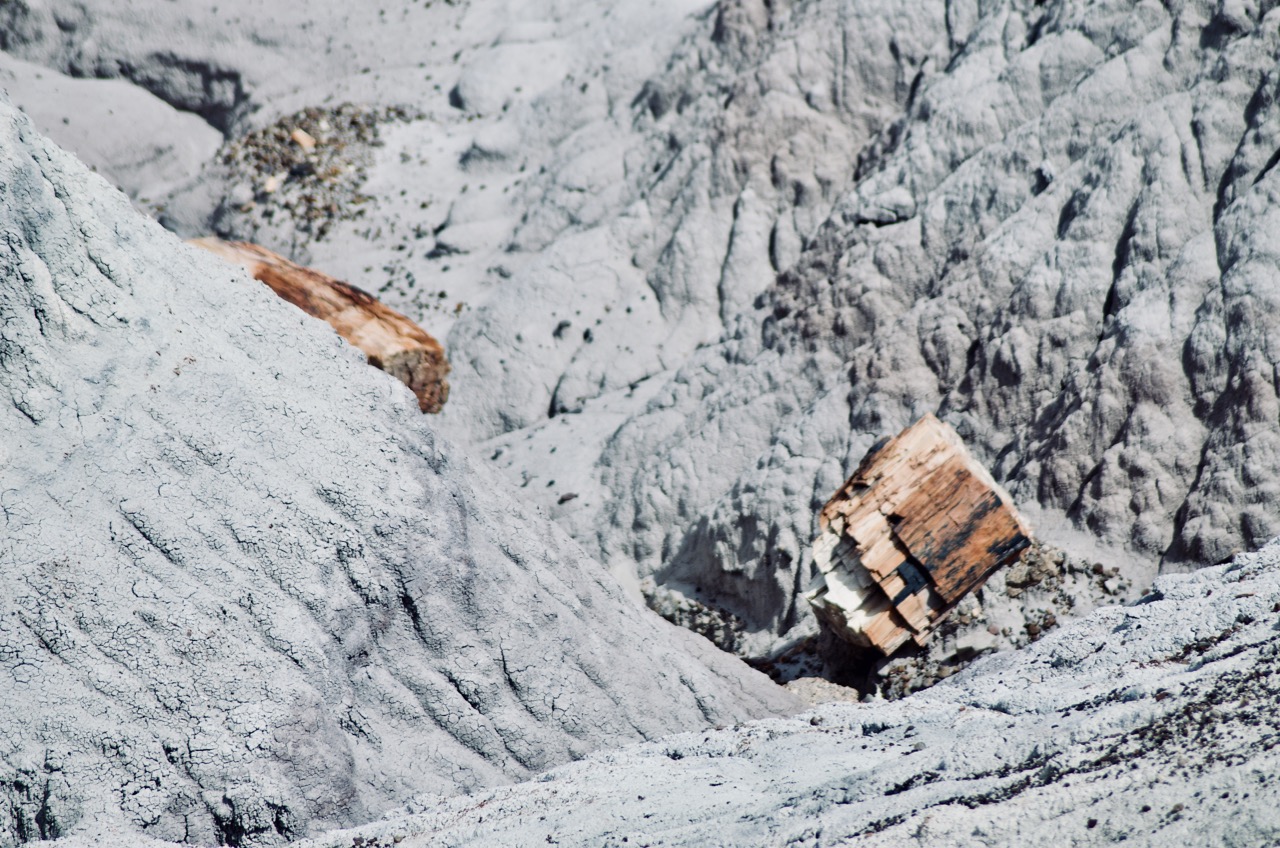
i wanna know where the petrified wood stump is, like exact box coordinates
[805,414,1032,655]
[192,237,450,413]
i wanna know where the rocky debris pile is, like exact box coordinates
[89,541,1280,848]
[0,99,795,847]
[866,540,1133,700]
[213,105,420,242]
[643,581,749,655]
[748,538,1140,701]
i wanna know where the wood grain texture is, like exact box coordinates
[893,455,1030,603]
[191,237,450,413]
[806,414,1032,654]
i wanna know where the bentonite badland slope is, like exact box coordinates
[468,0,1280,653]
[218,543,1280,847]
[43,546,1280,847]
[7,0,1280,844]
[0,98,795,846]
[7,0,1280,661]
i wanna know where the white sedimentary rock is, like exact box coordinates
[9,0,1279,683]
[5,0,1280,844]
[0,98,794,847]
[446,0,1280,659]
[56,542,1280,847]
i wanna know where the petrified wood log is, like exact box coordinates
[191,237,450,413]
[805,414,1032,655]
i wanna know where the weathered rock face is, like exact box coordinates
[15,0,1280,664]
[70,541,1280,848]
[457,0,1280,654]
[0,0,1271,661]
[0,100,795,847]
[752,0,1280,569]
[0,50,222,206]
[6,0,1280,844]
[442,0,961,649]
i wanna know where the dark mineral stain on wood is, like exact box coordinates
[893,455,1030,603]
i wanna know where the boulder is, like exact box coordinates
[191,237,450,414]
[808,414,1032,654]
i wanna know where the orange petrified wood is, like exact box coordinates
[805,414,1032,654]
[191,237,450,413]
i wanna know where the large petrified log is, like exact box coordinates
[191,237,450,412]
[806,414,1032,654]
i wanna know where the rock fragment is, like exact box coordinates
[289,127,317,151]
[214,103,419,241]
[191,237,451,412]
[806,414,1032,654]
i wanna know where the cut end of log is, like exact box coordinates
[805,414,1032,655]
[190,237,450,413]
[374,348,451,414]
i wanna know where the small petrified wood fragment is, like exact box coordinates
[191,237,450,412]
[805,414,1031,655]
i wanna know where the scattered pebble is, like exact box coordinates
[215,103,422,241]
